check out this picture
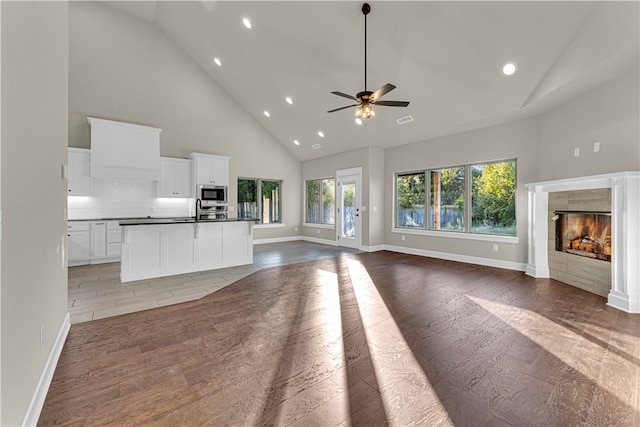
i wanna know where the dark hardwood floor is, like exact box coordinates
[39,250,639,426]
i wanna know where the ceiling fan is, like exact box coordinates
[328,3,409,120]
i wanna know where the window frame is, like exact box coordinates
[304,177,336,228]
[393,159,518,243]
[237,177,284,227]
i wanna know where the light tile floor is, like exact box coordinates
[68,241,360,324]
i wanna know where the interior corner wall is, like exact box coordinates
[537,70,640,181]
[68,2,301,239]
[368,147,385,248]
[302,147,377,246]
[1,2,69,425]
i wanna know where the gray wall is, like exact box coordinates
[537,70,639,181]
[69,2,302,239]
[302,146,385,248]
[384,118,539,265]
[1,2,69,424]
[382,69,638,266]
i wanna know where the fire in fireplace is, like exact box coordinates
[554,211,611,262]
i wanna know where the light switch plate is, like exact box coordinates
[574,148,580,157]
[594,142,600,152]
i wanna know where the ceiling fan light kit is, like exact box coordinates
[328,3,409,120]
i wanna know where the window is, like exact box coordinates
[306,178,335,224]
[238,178,282,224]
[395,159,516,236]
[396,172,425,228]
[429,166,465,231]
[471,161,516,235]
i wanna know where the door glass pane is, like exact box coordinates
[342,183,356,238]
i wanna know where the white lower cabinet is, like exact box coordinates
[67,221,91,265]
[67,220,122,266]
[91,220,122,264]
[91,222,107,258]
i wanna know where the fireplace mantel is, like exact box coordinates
[525,172,640,313]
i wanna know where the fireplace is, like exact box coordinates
[554,211,611,262]
[525,171,640,313]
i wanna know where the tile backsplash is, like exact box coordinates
[68,178,192,219]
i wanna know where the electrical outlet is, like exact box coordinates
[493,244,499,252]
[40,324,45,347]
[402,235,406,241]
[594,142,600,152]
[294,226,298,232]
[574,148,580,157]
[317,229,320,234]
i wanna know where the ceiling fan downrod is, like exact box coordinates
[363,3,370,92]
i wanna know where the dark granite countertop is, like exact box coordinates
[118,217,260,226]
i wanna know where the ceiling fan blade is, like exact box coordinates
[331,91,357,101]
[370,83,396,101]
[372,100,410,107]
[327,104,359,113]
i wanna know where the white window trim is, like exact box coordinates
[391,227,519,244]
[303,222,335,230]
[254,223,285,229]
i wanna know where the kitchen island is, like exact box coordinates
[119,218,257,282]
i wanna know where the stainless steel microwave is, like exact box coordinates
[197,184,227,204]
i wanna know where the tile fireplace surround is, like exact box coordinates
[526,171,640,313]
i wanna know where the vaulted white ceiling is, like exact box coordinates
[104,1,639,161]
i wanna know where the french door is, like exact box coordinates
[336,168,362,249]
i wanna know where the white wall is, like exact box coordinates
[69,2,302,239]
[1,2,69,425]
[537,69,640,181]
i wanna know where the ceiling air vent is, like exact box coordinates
[396,115,414,125]
[311,144,322,150]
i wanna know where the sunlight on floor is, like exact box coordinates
[345,258,453,425]
[467,295,634,409]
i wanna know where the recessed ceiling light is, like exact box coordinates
[502,63,517,76]
[213,57,222,67]
[285,96,293,105]
[312,144,322,150]
[355,118,363,125]
[263,111,270,117]
[293,140,300,146]
[242,18,252,29]
[317,131,325,138]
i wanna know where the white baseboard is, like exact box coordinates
[253,235,302,245]
[384,244,527,272]
[22,312,71,427]
[360,244,384,252]
[301,236,339,246]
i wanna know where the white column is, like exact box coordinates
[525,185,550,278]
[608,174,640,312]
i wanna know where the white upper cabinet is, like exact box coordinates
[68,148,91,196]
[159,157,191,197]
[190,153,230,187]
[87,117,161,181]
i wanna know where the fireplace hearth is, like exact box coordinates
[555,211,611,262]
